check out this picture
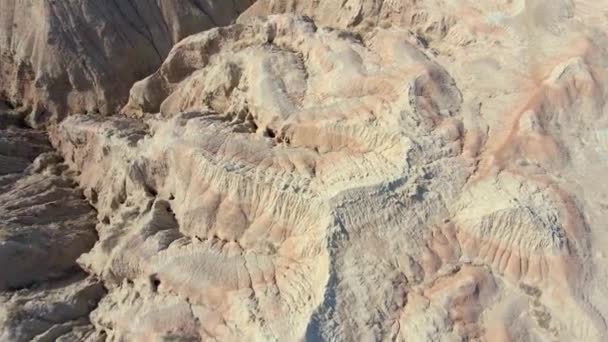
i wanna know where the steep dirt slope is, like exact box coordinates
[0,0,254,126]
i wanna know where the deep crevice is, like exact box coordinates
[150,274,161,292]
[264,127,277,138]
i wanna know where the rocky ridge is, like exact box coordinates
[2,0,608,341]
[0,0,254,126]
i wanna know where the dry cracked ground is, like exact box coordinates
[1,0,608,341]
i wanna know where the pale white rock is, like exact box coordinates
[3,0,608,341]
[47,9,608,340]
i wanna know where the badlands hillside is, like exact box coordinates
[1,0,608,341]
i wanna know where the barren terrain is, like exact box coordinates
[1,1,608,341]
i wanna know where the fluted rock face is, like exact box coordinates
[45,5,608,340]
[3,0,608,341]
[0,0,254,126]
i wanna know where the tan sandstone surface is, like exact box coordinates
[2,0,608,341]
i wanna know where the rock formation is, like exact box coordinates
[0,0,253,126]
[0,113,103,340]
[2,0,608,341]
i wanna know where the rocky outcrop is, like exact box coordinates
[48,5,608,340]
[239,0,456,38]
[0,127,97,291]
[0,275,105,342]
[3,0,608,341]
[0,118,103,340]
[0,0,254,126]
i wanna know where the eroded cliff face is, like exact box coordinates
[2,0,608,341]
[0,113,104,340]
[0,0,254,126]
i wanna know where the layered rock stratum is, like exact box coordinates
[0,0,253,126]
[2,0,608,341]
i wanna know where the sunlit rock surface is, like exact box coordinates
[3,0,608,341]
[0,0,253,126]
